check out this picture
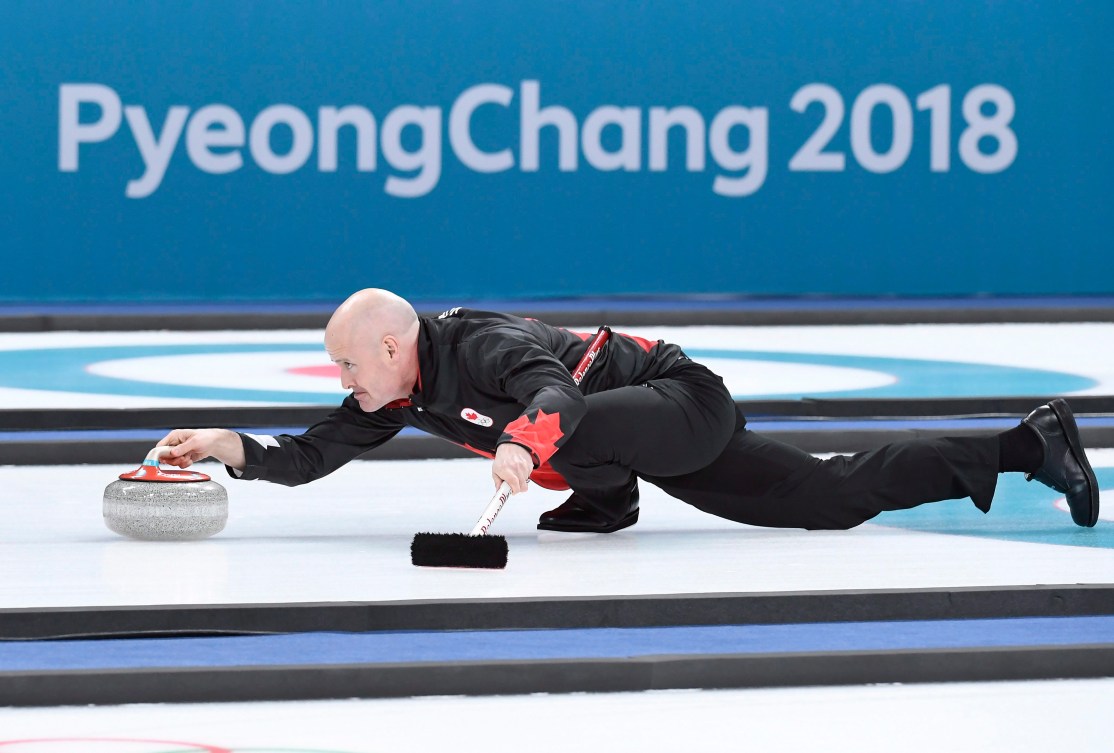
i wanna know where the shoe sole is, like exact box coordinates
[1049,398,1100,527]
[537,509,639,533]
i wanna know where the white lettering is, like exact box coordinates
[788,84,846,172]
[58,84,122,171]
[61,80,1008,200]
[381,105,442,198]
[249,104,314,174]
[124,105,189,199]
[186,104,245,174]
[318,106,377,172]
[850,84,913,174]
[959,84,1017,174]
[582,106,640,171]
[709,106,769,197]
[449,83,513,172]
[916,84,951,172]
[520,80,577,171]
[648,107,706,171]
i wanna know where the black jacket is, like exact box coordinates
[235,308,688,489]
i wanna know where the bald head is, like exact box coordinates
[324,289,420,412]
[326,288,418,343]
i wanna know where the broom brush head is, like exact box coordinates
[410,532,508,569]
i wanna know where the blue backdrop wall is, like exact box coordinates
[1,1,1111,303]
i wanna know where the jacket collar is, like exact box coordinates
[384,318,432,410]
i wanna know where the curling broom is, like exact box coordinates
[410,325,612,569]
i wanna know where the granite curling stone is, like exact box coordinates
[103,446,228,541]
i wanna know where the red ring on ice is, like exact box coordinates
[285,365,339,378]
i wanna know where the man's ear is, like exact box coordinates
[383,335,399,359]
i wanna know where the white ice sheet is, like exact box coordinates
[0,679,1111,752]
[2,452,1112,609]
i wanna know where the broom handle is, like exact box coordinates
[468,326,612,536]
[570,326,611,386]
[470,481,514,536]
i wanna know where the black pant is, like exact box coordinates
[548,360,1000,530]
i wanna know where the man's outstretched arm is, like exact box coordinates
[159,428,246,470]
[155,396,405,486]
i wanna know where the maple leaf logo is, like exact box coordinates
[503,409,564,465]
[460,408,494,426]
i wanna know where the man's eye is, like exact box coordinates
[345,363,355,370]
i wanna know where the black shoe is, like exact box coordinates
[538,481,640,533]
[1022,399,1099,527]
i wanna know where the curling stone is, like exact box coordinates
[103,446,228,541]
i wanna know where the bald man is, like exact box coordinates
[159,289,1100,532]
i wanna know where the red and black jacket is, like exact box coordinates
[233,308,688,489]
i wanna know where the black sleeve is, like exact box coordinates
[464,329,587,466]
[229,395,404,486]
